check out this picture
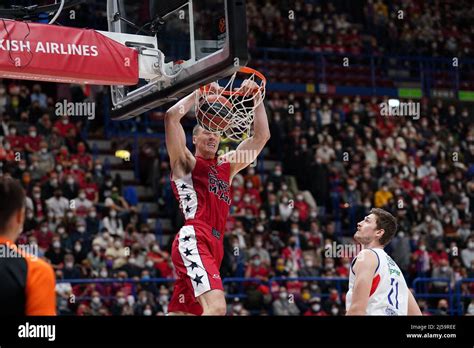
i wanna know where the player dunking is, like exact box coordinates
[165,80,270,315]
[346,208,421,315]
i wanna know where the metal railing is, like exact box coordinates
[58,276,474,315]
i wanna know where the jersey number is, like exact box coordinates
[387,278,399,309]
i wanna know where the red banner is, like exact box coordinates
[0,20,139,85]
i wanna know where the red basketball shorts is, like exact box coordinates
[168,221,224,315]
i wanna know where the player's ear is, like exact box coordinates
[376,228,385,241]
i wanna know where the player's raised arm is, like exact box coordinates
[220,80,271,179]
[346,249,378,315]
[164,91,197,179]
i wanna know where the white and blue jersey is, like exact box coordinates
[346,248,408,315]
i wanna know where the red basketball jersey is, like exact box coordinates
[171,155,231,233]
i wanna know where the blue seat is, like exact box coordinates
[123,186,138,207]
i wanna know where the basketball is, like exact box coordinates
[197,94,233,132]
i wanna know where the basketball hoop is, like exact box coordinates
[195,67,266,142]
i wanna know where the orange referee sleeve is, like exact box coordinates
[25,257,57,316]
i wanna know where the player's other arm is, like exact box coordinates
[220,82,270,179]
[346,250,378,316]
[164,92,196,178]
[407,289,422,315]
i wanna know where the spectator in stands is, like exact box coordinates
[248,235,271,266]
[73,189,94,218]
[435,299,450,316]
[105,187,130,215]
[63,254,82,279]
[432,259,455,292]
[304,297,327,316]
[45,236,66,269]
[272,286,300,316]
[461,236,474,268]
[47,189,70,219]
[430,240,450,267]
[102,208,124,237]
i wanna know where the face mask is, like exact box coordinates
[234,304,243,312]
[469,242,474,249]
[441,266,448,272]
[144,309,152,316]
[53,241,61,248]
[27,213,34,219]
[93,245,101,252]
[255,241,263,248]
[110,211,117,218]
[253,259,261,266]
[279,292,288,300]
[41,226,48,233]
[331,308,339,315]
[92,297,101,305]
[65,262,74,268]
[312,304,321,312]
[118,298,126,305]
[77,226,86,233]
[29,132,37,137]
[67,212,73,219]
[419,245,426,251]
[79,193,86,199]
[146,261,154,268]
[89,211,97,218]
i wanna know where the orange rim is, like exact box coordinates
[200,67,266,97]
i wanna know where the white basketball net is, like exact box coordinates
[195,67,266,142]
